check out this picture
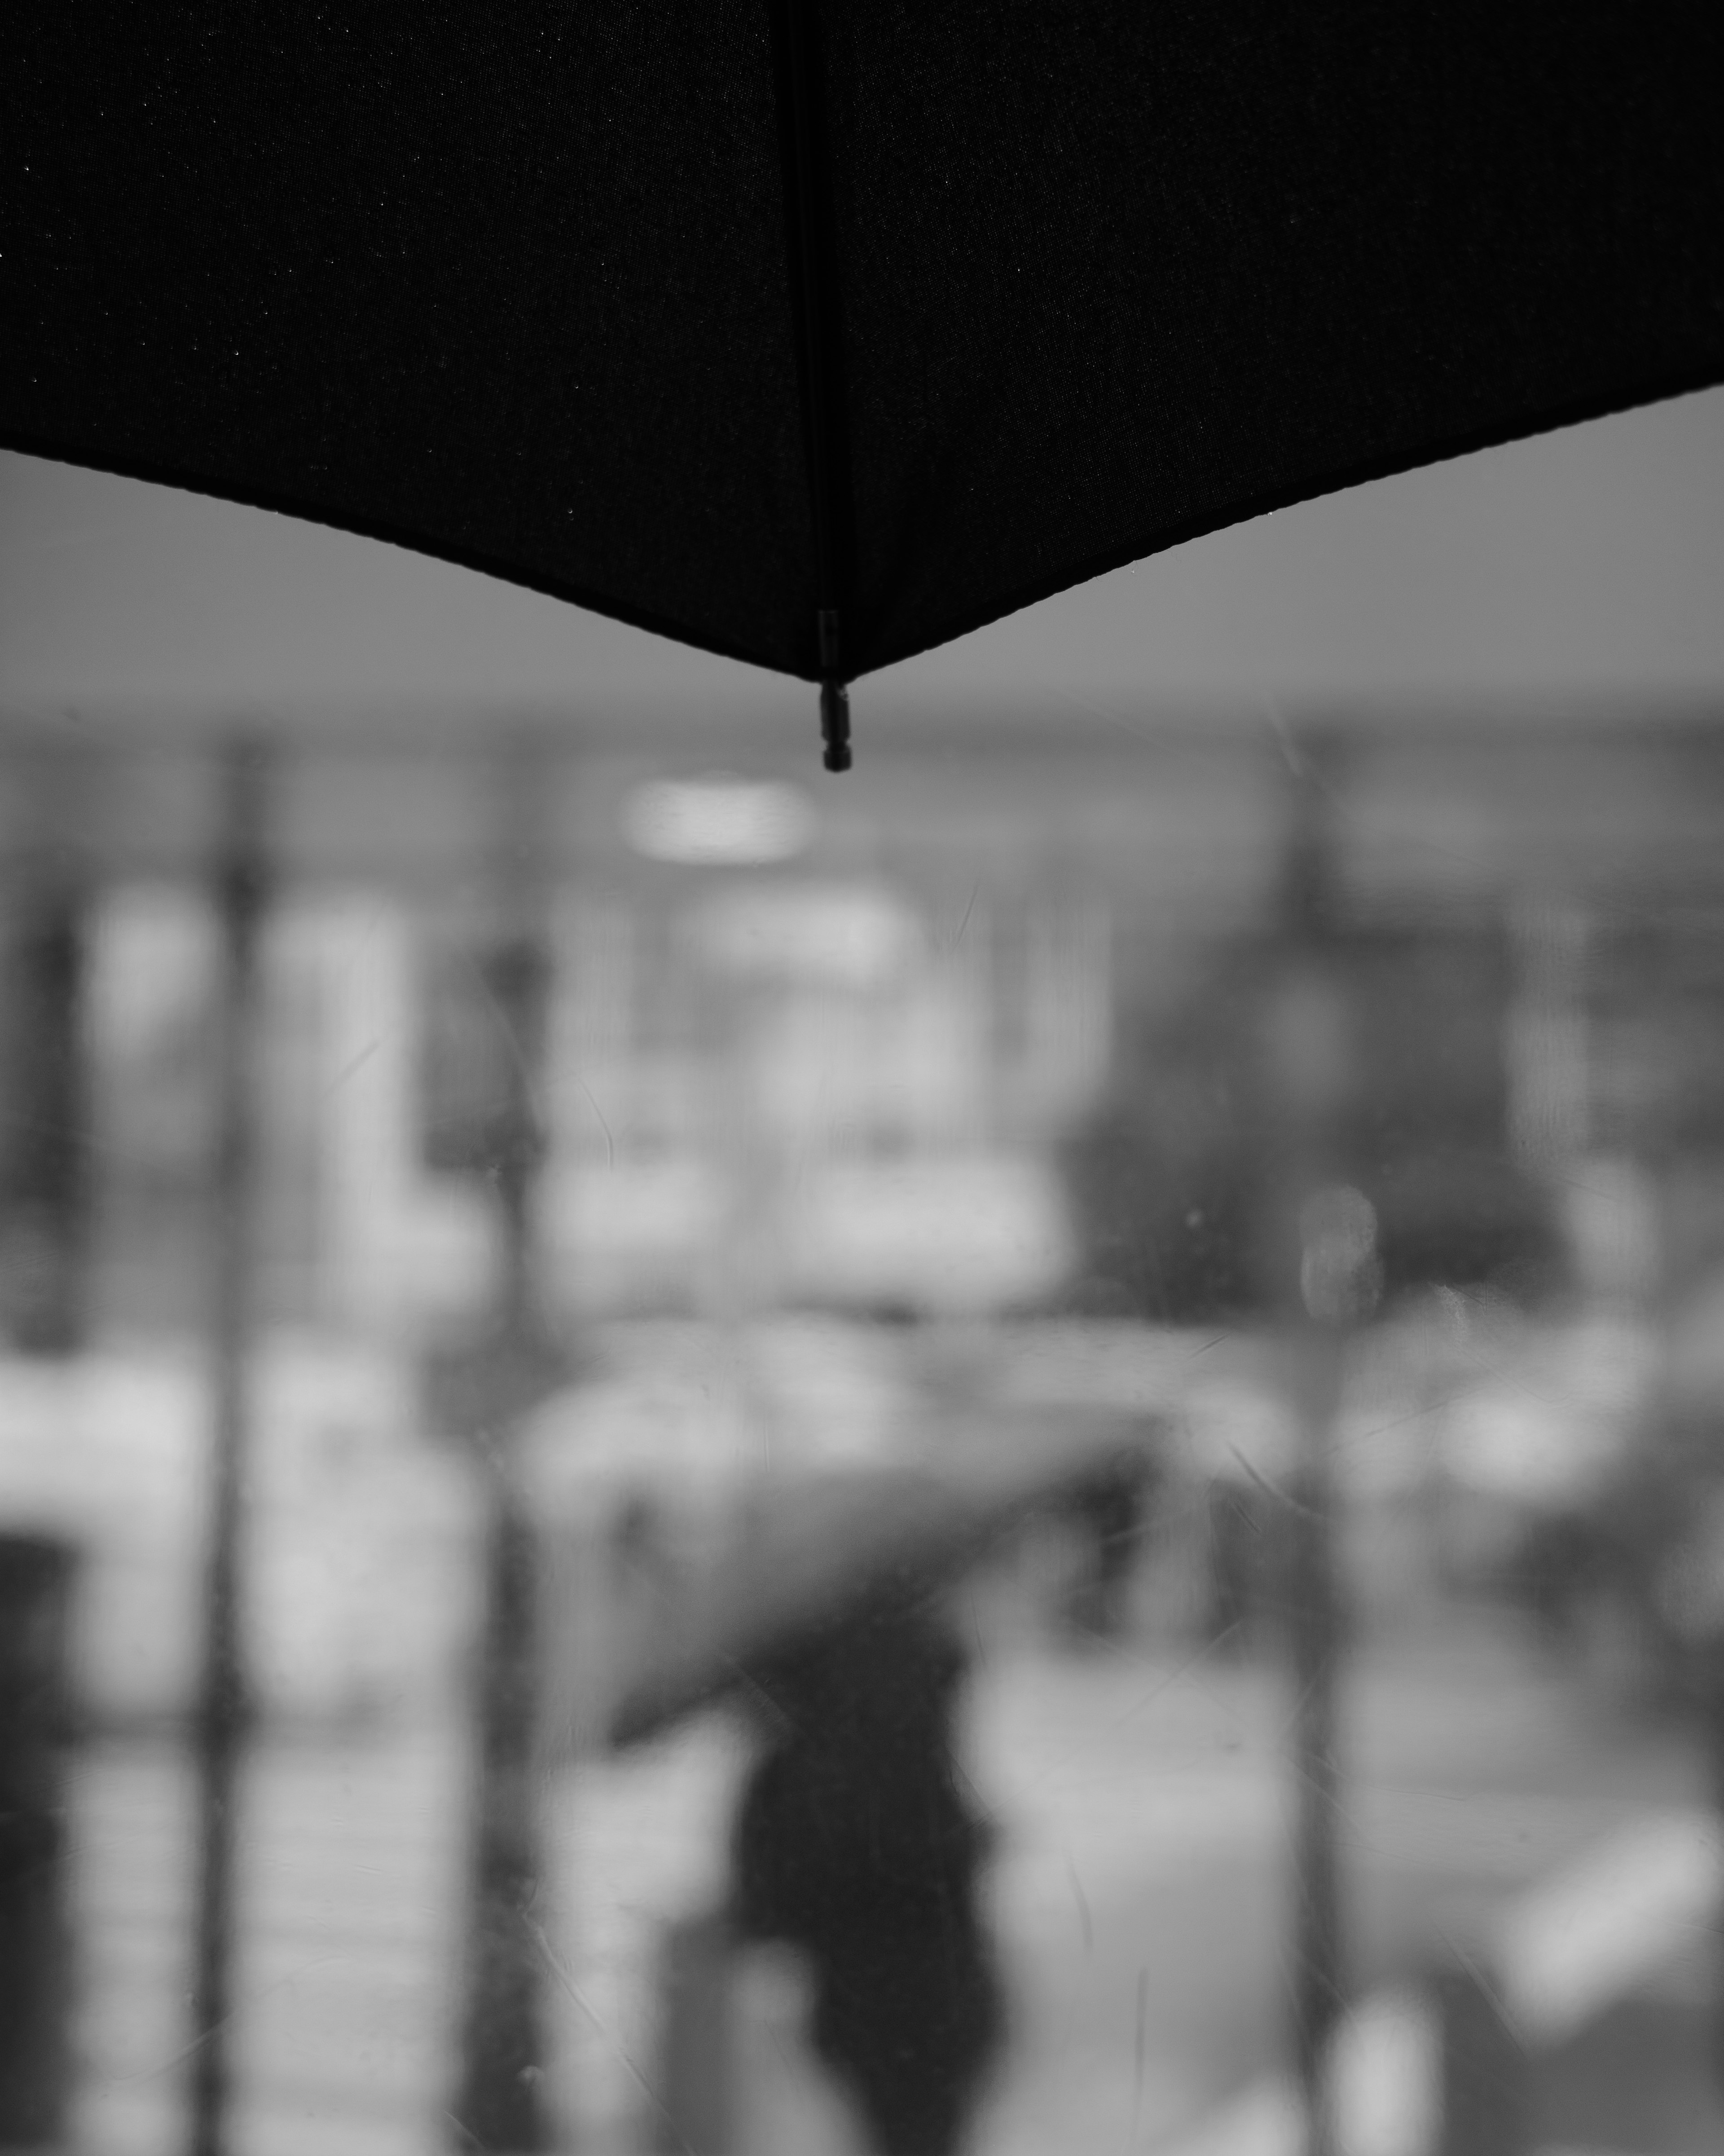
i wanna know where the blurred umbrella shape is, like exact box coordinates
[608,1414,1157,1749]
[5,6,1724,764]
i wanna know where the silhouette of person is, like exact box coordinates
[1063,1446,1157,1644]
[729,1593,1005,2156]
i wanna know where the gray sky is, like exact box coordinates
[2,385,1721,722]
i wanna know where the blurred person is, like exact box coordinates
[1516,1496,1614,1653]
[730,1596,1005,2156]
[1551,1386,1724,1702]
[1060,1440,1159,1645]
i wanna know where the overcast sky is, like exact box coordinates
[2,384,1721,725]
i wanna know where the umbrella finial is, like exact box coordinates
[818,607,851,771]
[820,679,851,773]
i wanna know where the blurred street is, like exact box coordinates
[66,1598,1724,2156]
[5,634,1724,2156]
[967,1620,1723,2156]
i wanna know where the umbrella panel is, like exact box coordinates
[6,5,1723,685]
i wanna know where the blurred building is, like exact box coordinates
[0,695,1721,1727]
[0,697,1722,1343]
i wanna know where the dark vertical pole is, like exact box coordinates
[1430,1951,1527,2156]
[0,874,89,1355]
[452,744,554,2156]
[650,1909,737,2156]
[188,740,268,2156]
[0,1532,76,2148]
[1286,1310,1346,2156]
[0,749,90,1358]
[1262,749,1366,2156]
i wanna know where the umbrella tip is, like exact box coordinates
[820,680,852,774]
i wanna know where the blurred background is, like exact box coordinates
[4,385,1724,2156]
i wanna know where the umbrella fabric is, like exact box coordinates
[6,7,1723,696]
[607,1417,1155,1747]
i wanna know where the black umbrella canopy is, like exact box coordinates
[7,6,1724,751]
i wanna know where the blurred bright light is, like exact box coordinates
[624,774,815,864]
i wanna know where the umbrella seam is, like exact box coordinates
[771,0,858,768]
